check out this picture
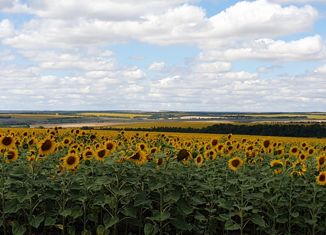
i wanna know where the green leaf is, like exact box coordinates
[144,223,157,235]
[224,220,240,231]
[147,211,170,222]
[4,200,20,213]
[103,216,119,229]
[171,218,192,231]
[29,215,44,228]
[60,208,72,217]
[164,190,181,203]
[122,207,137,218]
[177,200,193,215]
[71,206,83,219]
[194,212,207,221]
[44,217,57,226]
[11,222,26,235]
[251,215,267,228]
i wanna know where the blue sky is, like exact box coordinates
[0,0,325,111]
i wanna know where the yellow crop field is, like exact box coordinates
[0,127,325,234]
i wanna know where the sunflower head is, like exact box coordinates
[194,154,204,167]
[176,149,192,162]
[263,140,271,149]
[83,149,94,161]
[316,171,326,186]
[63,154,80,170]
[317,155,326,171]
[95,149,107,161]
[270,159,284,174]
[105,140,117,152]
[38,138,56,155]
[1,136,15,149]
[4,149,18,163]
[228,157,244,172]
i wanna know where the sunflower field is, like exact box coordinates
[0,128,325,235]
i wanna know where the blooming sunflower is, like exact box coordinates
[228,157,244,172]
[263,140,271,149]
[316,171,326,186]
[289,146,299,156]
[95,149,107,161]
[38,138,56,155]
[0,136,15,149]
[270,159,284,174]
[63,154,80,170]
[291,160,307,176]
[4,149,18,163]
[129,150,147,165]
[194,154,204,167]
[317,155,325,171]
[105,140,116,152]
[82,149,94,161]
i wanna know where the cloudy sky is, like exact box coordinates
[0,0,325,111]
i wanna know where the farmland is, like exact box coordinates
[0,127,325,235]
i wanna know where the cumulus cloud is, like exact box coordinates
[0,0,325,111]
[0,19,14,39]
[3,1,319,49]
[314,64,326,74]
[200,35,326,61]
[148,62,166,71]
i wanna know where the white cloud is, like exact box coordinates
[149,62,166,71]
[26,0,195,20]
[3,1,319,49]
[200,35,326,61]
[270,0,326,4]
[314,64,326,73]
[0,19,14,38]
[194,61,232,73]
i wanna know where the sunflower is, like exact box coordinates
[270,160,284,174]
[316,171,326,186]
[194,154,204,167]
[317,155,325,171]
[150,147,158,154]
[105,140,116,152]
[82,149,94,161]
[137,143,148,152]
[95,149,107,161]
[63,154,80,170]
[38,138,56,155]
[289,146,299,156]
[176,149,192,162]
[211,138,218,147]
[291,160,307,176]
[0,136,15,149]
[228,157,244,172]
[4,149,18,163]
[263,140,271,149]
[156,158,165,166]
[298,153,307,161]
[307,148,315,155]
[129,151,147,165]
[62,137,72,146]
[275,148,284,156]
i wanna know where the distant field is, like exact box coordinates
[0,113,78,119]
[77,112,151,119]
[105,121,226,129]
[234,114,326,120]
